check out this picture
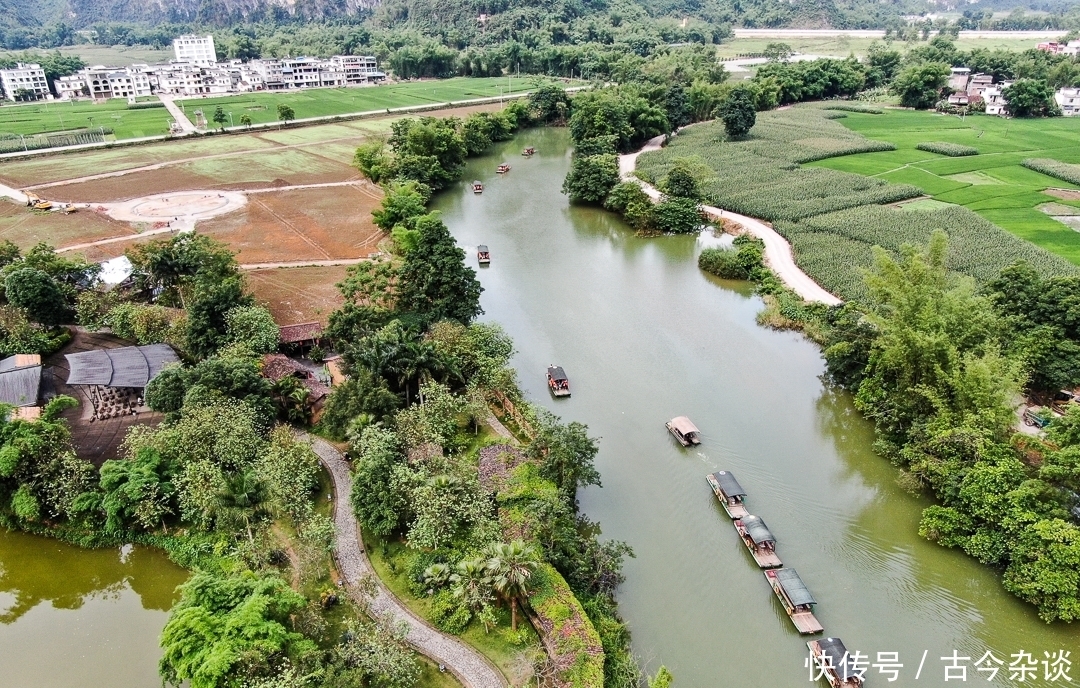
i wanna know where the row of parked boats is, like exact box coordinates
[653,415,862,687]
[471,147,537,194]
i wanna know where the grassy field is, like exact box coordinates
[0,98,172,139]
[0,45,173,67]
[175,76,560,126]
[810,109,1080,263]
[717,35,1045,58]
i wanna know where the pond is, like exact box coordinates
[433,127,1080,686]
[0,528,187,687]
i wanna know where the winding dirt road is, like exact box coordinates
[305,434,508,688]
[619,133,842,306]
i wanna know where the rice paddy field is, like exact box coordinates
[716,34,1042,59]
[809,108,1080,264]
[0,98,173,139]
[641,106,1080,302]
[174,76,558,126]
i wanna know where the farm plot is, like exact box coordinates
[810,109,1080,264]
[197,185,384,264]
[0,98,172,140]
[247,265,350,326]
[637,109,921,223]
[0,200,138,250]
[774,204,1079,302]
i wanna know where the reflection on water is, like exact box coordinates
[0,527,187,687]
[435,127,1080,686]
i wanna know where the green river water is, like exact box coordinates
[432,127,1080,687]
[2,125,1078,688]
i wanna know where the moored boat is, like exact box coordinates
[807,638,864,687]
[522,146,536,156]
[472,180,484,193]
[765,568,824,634]
[547,365,570,397]
[477,245,491,264]
[497,163,511,174]
[734,515,782,568]
[666,416,700,446]
[706,471,748,518]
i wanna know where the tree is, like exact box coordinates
[207,469,279,543]
[485,540,539,631]
[662,160,700,199]
[318,369,401,441]
[212,106,228,130]
[866,42,902,87]
[372,181,431,232]
[891,62,949,109]
[763,42,793,61]
[99,447,175,533]
[127,232,238,306]
[349,426,410,536]
[1003,79,1059,117]
[277,103,295,124]
[450,558,495,629]
[397,213,483,324]
[159,571,314,688]
[653,197,702,234]
[4,267,69,326]
[224,305,279,354]
[716,89,756,139]
[336,616,420,688]
[527,410,601,497]
[186,276,253,360]
[562,154,620,204]
[239,113,252,128]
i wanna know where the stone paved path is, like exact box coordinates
[304,434,508,688]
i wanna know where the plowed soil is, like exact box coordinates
[247,265,350,326]
[0,201,138,250]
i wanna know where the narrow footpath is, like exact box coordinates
[304,434,507,688]
[619,133,842,306]
[158,95,197,134]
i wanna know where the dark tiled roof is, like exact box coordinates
[65,344,178,388]
[0,364,41,407]
[279,322,323,344]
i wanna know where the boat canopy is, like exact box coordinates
[478,245,489,252]
[547,366,568,382]
[776,568,816,607]
[818,638,857,681]
[669,416,699,436]
[712,471,746,497]
[741,515,776,545]
[473,180,483,185]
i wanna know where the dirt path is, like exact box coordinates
[619,133,843,306]
[240,257,373,270]
[158,95,196,134]
[304,433,508,688]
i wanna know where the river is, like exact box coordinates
[0,528,187,687]
[433,128,1080,687]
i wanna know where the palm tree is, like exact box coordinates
[451,558,495,631]
[208,470,280,543]
[485,540,539,631]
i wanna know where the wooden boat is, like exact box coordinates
[477,245,491,265]
[497,163,511,174]
[666,416,700,446]
[807,638,864,687]
[734,515,782,568]
[765,568,824,634]
[522,146,536,156]
[547,365,570,397]
[472,180,484,193]
[706,471,748,519]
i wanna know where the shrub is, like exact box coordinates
[653,197,702,234]
[562,155,620,204]
[698,236,765,279]
[822,103,884,114]
[916,142,978,157]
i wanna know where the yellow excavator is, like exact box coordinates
[24,191,52,211]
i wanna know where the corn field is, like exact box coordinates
[1022,158,1080,186]
[774,204,1080,301]
[916,142,978,157]
[637,111,919,223]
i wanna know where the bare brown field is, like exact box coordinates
[199,185,384,263]
[46,167,221,203]
[0,200,138,250]
[247,264,350,326]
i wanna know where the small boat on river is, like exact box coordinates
[706,471,748,519]
[477,245,491,265]
[807,638,864,687]
[734,515,782,568]
[472,180,484,193]
[765,568,824,634]
[522,146,536,156]
[497,163,511,174]
[666,416,700,446]
[547,365,570,397]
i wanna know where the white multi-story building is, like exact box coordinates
[0,63,49,101]
[1057,87,1080,116]
[983,82,1012,116]
[331,55,383,84]
[173,35,218,66]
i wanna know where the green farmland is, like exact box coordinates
[175,76,560,126]
[0,98,172,140]
[810,110,1080,264]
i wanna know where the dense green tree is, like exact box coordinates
[146,355,273,422]
[485,540,539,631]
[866,42,902,87]
[127,233,238,305]
[4,267,69,326]
[159,571,314,688]
[1002,79,1059,117]
[186,276,253,360]
[277,103,295,123]
[661,159,700,199]
[891,62,950,109]
[562,154,620,204]
[317,368,401,441]
[224,305,279,354]
[653,196,702,234]
[604,182,656,231]
[372,180,431,232]
[207,469,279,542]
[397,213,483,324]
[388,117,468,190]
[349,426,411,536]
[212,106,228,130]
[99,447,176,533]
[527,409,601,497]
[715,89,756,139]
